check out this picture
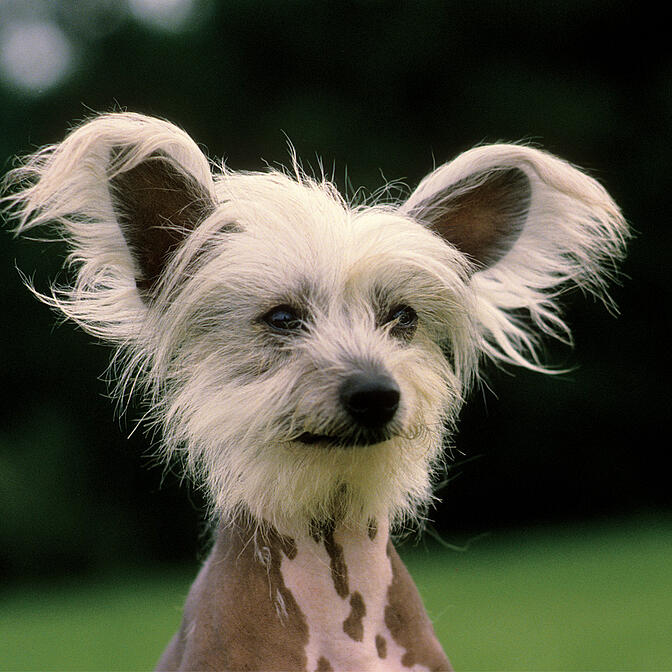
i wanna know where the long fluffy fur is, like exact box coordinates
[2,113,628,534]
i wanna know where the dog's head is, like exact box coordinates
[4,113,628,534]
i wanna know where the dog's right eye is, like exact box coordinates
[262,305,304,333]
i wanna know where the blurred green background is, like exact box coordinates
[1,1,669,670]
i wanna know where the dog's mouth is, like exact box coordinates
[295,429,394,448]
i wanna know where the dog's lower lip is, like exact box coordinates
[295,431,392,447]
[296,432,336,445]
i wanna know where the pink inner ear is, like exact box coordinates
[109,151,215,299]
[411,167,532,270]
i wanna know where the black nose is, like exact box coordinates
[339,373,400,428]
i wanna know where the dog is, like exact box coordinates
[3,113,628,670]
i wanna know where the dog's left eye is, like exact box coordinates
[262,305,304,333]
[385,305,418,337]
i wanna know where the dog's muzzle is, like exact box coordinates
[297,372,401,447]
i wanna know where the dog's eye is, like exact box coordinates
[262,305,304,333]
[385,305,418,338]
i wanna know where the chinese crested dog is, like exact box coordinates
[3,113,628,670]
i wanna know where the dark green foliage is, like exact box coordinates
[0,1,667,577]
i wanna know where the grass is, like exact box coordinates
[1,514,671,671]
[410,515,672,670]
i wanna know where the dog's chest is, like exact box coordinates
[279,526,434,671]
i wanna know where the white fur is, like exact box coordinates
[2,113,628,535]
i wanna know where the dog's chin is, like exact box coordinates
[295,429,395,448]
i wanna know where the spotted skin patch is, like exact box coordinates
[323,524,350,599]
[368,518,378,541]
[316,656,333,671]
[343,591,366,641]
[375,634,387,659]
[155,521,309,670]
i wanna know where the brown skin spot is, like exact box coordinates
[384,539,453,671]
[368,518,378,541]
[375,634,387,659]
[342,591,366,641]
[155,520,309,671]
[316,656,333,672]
[309,519,351,599]
[276,531,298,560]
[322,524,349,599]
[309,518,328,543]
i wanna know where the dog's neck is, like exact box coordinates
[157,516,450,671]
[279,518,400,667]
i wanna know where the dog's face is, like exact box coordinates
[139,171,478,533]
[5,114,628,534]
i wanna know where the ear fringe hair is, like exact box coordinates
[1,113,215,349]
[407,144,630,372]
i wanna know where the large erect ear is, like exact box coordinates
[403,164,532,270]
[3,113,216,342]
[402,144,629,370]
[109,149,215,297]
